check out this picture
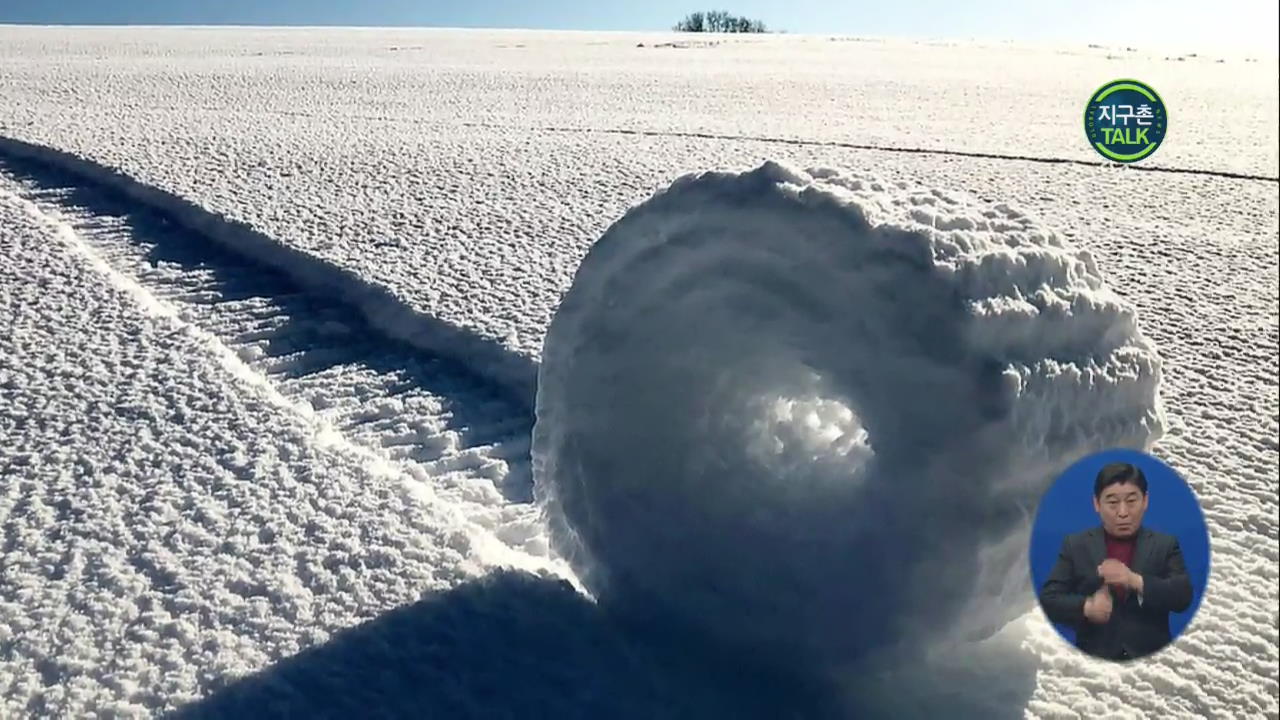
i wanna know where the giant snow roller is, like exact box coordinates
[531,162,1163,672]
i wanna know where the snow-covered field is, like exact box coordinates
[1,26,1277,719]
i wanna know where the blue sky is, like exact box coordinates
[2,0,1277,52]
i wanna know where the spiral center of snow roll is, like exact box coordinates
[732,369,875,503]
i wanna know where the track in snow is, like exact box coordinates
[461,122,1280,183]
[141,105,1279,183]
[0,151,545,555]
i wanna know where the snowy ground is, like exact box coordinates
[0,26,1277,719]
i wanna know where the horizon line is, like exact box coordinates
[1,22,1276,57]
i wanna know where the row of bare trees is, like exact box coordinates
[673,10,767,33]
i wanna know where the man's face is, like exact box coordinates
[1093,481,1148,538]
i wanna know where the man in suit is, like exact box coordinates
[1039,461,1194,661]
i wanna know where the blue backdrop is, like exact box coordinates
[1029,448,1211,647]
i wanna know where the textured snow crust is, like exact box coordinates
[0,185,484,716]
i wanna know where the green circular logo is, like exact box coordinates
[1084,79,1167,163]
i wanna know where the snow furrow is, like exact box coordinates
[97,104,1280,183]
[0,157,563,578]
[0,136,539,407]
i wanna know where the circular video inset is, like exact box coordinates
[1029,448,1210,662]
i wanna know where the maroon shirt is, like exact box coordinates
[1105,532,1136,601]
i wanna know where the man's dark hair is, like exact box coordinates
[1094,462,1148,498]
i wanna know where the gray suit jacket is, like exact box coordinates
[1039,526,1193,660]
